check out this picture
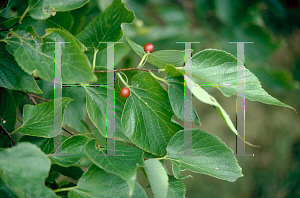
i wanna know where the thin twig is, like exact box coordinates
[62,127,76,136]
[21,91,37,105]
[0,122,17,145]
[31,95,50,102]
[94,67,162,73]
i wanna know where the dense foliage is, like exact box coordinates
[0,0,295,197]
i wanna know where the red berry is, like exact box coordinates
[120,87,130,98]
[143,43,154,53]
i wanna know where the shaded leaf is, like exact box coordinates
[51,164,83,180]
[50,11,74,31]
[18,135,68,154]
[0,0,9,14]
[165,65,200,125]
[0,88,16,132]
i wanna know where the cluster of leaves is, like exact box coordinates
[0,0,294,197]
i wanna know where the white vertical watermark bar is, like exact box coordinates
[106,42,115,155]
[99,42,122,156]
[176,41,200,156]
[229,42,253,156]
[44,41,70,156]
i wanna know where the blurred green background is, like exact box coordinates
[2,0,300,197]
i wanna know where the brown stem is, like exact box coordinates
[21,91,37,105]
[62,127,76,136]
[0,121,17,145]
[31,95,50,102]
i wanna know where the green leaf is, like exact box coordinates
[185,75,242,138]
[3,16,59,40]
[188,49,294,110]
[50,11,74,31]
[121,73,183,156]
[125,36,185,68]
[68,165,147,198]
[0,0,9,14]
[0,88,16,132]
[10,90,26,107]
[76,0,134,51]
[165,65,200,125]
[51,164,83,180]
[62,87,86,134]
[36,79,87,134]
[49,135,91,167]
[85,77,129,141]
[17,97,73,138]
[0,42,42,93]
[18,135,68,154]
[85,139,144,196]
[8,28,96,84]
[28,0,90,20]
[144,159,169,198]
[0,177,17,198]
[167,175,186,198]
[87,43,130,68]
[0,142,57,198]
[166,129,243,182]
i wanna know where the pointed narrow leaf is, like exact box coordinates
[18,97,73,138]
[85,139,143,196]
[0,42,42,93]
[68,165,147,198]
[0,143,57,198]
[28,0,90,20]
[166,129,243,182]
[125,36,185,68]
[185,75,238,136]
[121,73,183,156]
[188,49,294,109]
[165,65,200,125]
[76,0,134,51]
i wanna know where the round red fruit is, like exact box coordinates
[143,43,154,53]
[120,87,130,98]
